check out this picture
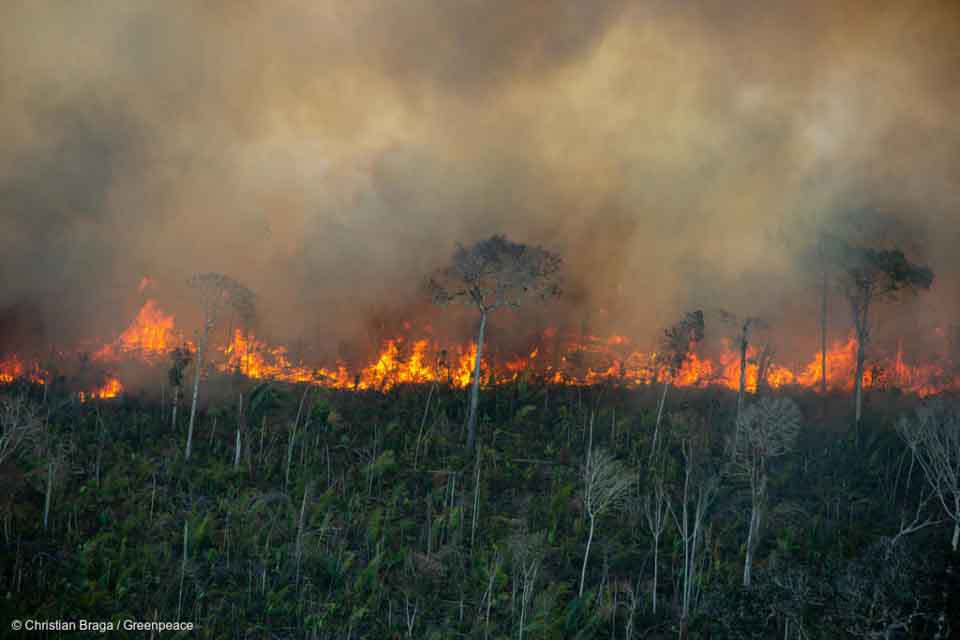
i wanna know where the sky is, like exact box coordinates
[1,0,959,361]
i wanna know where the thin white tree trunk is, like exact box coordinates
[186,328,208,461]
[466,312,487,453]
[651,380,669,460]
[952,519,959,552]
[579,515,595,597]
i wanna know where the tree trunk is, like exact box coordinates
[743,504,758,587]
[737,332,748,423]
[651,380,669,460]
[952,519,959,552]
[579,514,595,597]
[185,328,208,461]
[652,535,659,614]
[854,328,866,431]
[820,255,828,395]
[171,386,179,431]
[466,312,487,453]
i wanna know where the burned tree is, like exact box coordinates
[168,344,191,432]
[428,235,561,453]
[897,402,960,551]
[731,397,802,587]
[830,241,933,428]
[718,311,767,424]
[651,310,704,459]
[185,273,255,461]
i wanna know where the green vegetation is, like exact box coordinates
[1,378,957,639]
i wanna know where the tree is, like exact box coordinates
[897,402,960,550]
[168,344,191,432]
[718,312,767,424]
[428,235,561,453]
[731,397,802,587]
[508,530,545,640]
[579,448,632,597]
[641,462,669,615]
[828,239,933,429]
[0,393,40,466]
[669,437,719,639]
[185,273,255,461]
[651,310,704,459]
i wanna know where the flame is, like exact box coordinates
[94,299,178,361]
[2,291,958,400]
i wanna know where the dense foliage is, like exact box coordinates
[1,376,958,639]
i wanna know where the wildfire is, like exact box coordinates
[2,297,958,400]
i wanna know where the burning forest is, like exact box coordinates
[3,2,960,638]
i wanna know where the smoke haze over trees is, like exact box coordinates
[1,1,959,367]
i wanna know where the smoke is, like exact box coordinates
[1,0,958,362]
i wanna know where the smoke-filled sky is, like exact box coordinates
[2,0,959,359]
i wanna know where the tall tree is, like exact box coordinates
[829,241,933,429]
[731,397,802,587]
[651,310,704,459]
[185,273,255,461]
[428,235,561,453]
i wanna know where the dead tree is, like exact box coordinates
[168,345,191,432]
[185,273,255,461]
[428,235,561,453]
[668,437,718,640]
[731,397,802,587]
[828,239,933,429]
[508,530,545,640]
[0,394,40,466]
[641,463,669,615]
[897,402,960,550]
[579,448,632,597]
[718,311,767,424]
[651,310,704,460]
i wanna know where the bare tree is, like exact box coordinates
[651,310,704,460]
[641,464,669,615]
[0,394,40,466]
[579,448,632,597]
[718,312,767,424]
[508,530,545,640]
[428,235,561,453]
[168,344,191,432]
[828,239,933,429]
[668,438,718,639]
[731,397,802,587]
[897,402,960,550]
[185,273,255,461]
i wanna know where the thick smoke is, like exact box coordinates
[1,0,958,363]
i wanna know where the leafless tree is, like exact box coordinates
[508,530,545,640]
[718,312,767,424]
[668,438,718,639]
[651,310,704,460]
[428,235,561,453]
[897,402,960,550]
[185,273,255,461]
[0,394,41,466]
[827,238,933,429]
[641,464,669,615]
[731,397,802,587]
[579,448,632,597]
[168,344,191,432]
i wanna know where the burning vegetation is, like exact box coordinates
[1,294,956,401]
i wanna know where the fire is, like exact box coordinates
[2,293,958,400]
[94,299,178,361]
[78,376,124,402]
